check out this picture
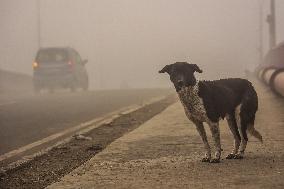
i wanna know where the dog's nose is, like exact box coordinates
[177,80,184,87]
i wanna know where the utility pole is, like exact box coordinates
[37,0,41,49]
[258,0,264,62]
[267,0,276,49]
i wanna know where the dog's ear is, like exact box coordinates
[190,64,203,73]
[159,65,172,74]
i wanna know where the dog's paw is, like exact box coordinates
[233,154,244,159]
[201,157,211,162]
[226,153,236,159]
[209,158,220,163]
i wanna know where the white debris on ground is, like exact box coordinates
[73,134,92,141]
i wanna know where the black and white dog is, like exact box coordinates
[159,62,263,163]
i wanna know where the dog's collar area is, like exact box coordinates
[178,81,199,92]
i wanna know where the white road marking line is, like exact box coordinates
[0,96,166,162]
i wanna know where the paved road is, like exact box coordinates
[0,89,170,155]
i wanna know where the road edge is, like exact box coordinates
[0,94,174,174]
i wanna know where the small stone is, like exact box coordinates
[73,134,92,141]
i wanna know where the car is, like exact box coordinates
[32,47,89,93]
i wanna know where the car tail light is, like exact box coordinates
[32,62,39,69]
[67,61,73,66]
[67,61,74,71]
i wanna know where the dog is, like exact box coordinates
[159,62,263,163]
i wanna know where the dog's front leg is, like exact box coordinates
[208,122,221,163]
[193,121,211,162]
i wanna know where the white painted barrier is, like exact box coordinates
[257,67,284,97]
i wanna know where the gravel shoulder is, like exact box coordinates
[47,80,284,189]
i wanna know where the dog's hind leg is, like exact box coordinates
[208,122,222,163]
[225,114,241,159]
[237,120,248,159]
[193,121,211,162]
[234,105,248,159]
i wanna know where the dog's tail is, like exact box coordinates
[244,82,262,143]
[247,124,263,143]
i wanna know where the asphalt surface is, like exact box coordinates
[0,89,170,155]
[0,96,176,189]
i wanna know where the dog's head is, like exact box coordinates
[159,62,202,92]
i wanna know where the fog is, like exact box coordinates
[1,0,284,89]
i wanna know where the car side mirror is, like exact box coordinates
[82,59,88,65]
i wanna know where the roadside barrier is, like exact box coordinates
[257,67,284,97]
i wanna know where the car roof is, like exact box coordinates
[38,47,76,52]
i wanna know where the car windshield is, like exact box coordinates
[36,49,68,63]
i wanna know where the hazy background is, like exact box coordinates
[0,0,284,89]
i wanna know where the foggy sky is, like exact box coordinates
[1,0,284,89]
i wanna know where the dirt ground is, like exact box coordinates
[47,80,284,189]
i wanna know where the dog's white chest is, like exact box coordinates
[178,85,208,122]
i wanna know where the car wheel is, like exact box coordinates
[70,83,76,92]
[82,83,88,91]
[34,87,41,94]
[69,77,78,92]
[82,77,89,91]
[48,87,54,94]
[70,86,76,92]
